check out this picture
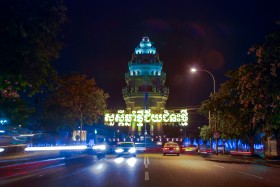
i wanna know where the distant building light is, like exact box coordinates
[156,141,162,145]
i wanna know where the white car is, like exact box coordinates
[115,142,137,157]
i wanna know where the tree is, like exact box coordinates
[42,102,73,132]
[0,97,33,127]
[215,109,243,153]
[245,29,280,156]
[199,125,213,144]
[0,0,67,129]
[198,29,280,156]
[44,74,109,143]
[0,0,67,95]
[199,69,254,153]
[234,63,264,155]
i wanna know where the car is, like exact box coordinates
[0,136,27,153]
[89,143,107,157]
[60,143,107,159]
[107,141,118,154]
[197,144,213,154]
[163,142,180,156]
[114,142,136,157]
[184,145,199,152]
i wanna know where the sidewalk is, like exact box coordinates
[201,153,280,168]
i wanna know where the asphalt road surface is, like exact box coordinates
[1,153,279,187]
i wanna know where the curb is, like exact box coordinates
[204,156,280,168]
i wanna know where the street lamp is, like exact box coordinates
[190,68,218,155]
[190,68,215,94]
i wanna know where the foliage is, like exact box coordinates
[215,80,243,140]
[0,0,67,128]
[42,102,73,132]
[199,64,263,154]
[0,0,67,96]
[199,125,213,141]
[245,29,280,155]
[198,76,243,140]
[0,97,33,127]
[247,29,280,136]
[198,29,280,155]
[43,74,109,131]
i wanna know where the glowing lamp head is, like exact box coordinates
[190,68,197,72]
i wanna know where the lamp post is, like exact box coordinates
[190,68,215,94]
[144,92,148,150]
[190,68,218,155]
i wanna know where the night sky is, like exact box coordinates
[55,0,280,109]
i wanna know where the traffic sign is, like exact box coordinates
[214,132,220,138]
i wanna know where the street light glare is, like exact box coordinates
[190,68,197,72]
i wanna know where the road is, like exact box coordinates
[1,153,279,187]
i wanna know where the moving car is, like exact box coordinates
[60,143,107,158]
[88,143,107,157]
[107,141,118,154]
[163,142,180,156]
[184,145,199,152]
[197,144,213,154]
[115,142,136,157]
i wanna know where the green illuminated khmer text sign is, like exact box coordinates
[104,109,188,127]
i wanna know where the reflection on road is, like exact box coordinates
[114,157,137,167]
[1,154,280,187]
[90,163,105,175]
[127,157,137,167]
[114,157,124,164]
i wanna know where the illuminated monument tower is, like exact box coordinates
[104,37,188,135]
[122,36,169,136]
